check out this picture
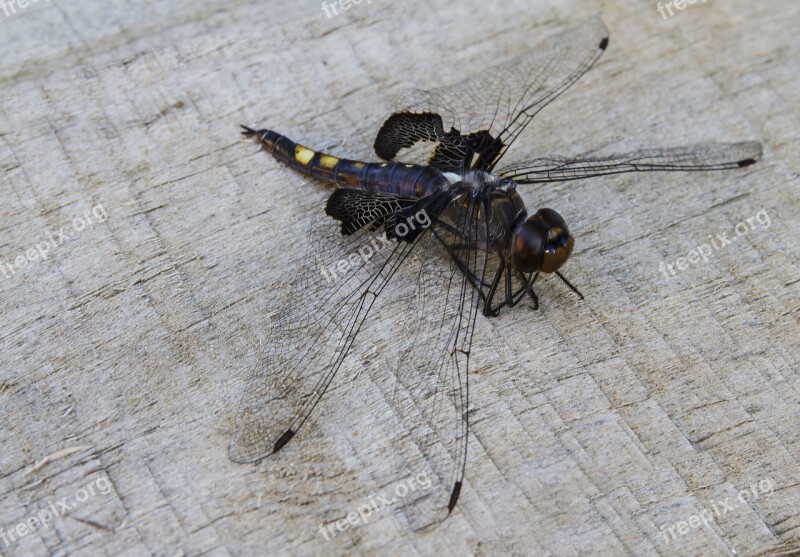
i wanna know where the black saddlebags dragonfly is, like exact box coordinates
[233,16,761,528]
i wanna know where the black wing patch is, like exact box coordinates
[325,188,418,235]
[326,187,454,245]
[374,112,501,173]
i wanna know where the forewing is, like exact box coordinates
[374,17,609,172]
[496,141,763,183]
[229,191,426,463]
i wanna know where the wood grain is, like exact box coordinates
[1,0,798,555]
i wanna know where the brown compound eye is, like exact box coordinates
[511,208,574,273]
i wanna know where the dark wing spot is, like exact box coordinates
[599,37,609,50]
[738,158,757,167]
[447,481,462,513]
[273,429,295,453]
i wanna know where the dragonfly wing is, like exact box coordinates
[230,182,490,530]
[373,17,609,172]
[378,188,491,529]
[229,190,430,463]
[496,141,763,183]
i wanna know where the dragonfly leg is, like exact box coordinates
[430,229,490,305]
[508,271,539,310]
[431,225,544,316]
[485,262,542,316]
[523,271,539,310]
[444,243,496,288]
[555,271,585,300]
[483,265,505,317]
[504,263,515,308]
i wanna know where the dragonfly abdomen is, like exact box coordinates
[243,127,445,197]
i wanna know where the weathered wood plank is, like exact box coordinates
[1,1,798,555]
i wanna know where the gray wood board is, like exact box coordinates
[1,0,798,555]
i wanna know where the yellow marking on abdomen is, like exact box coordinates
[319,154,339,169]
[294,145,315,164]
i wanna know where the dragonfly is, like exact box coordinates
[232,16,761,529]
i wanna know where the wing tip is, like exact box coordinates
[586,15,610,40]
[228,430,280,464]
[227,447,247,463]
[447,481,462,513]
[228,442,259,464]
[738,141,763,167]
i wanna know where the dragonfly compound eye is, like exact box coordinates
[511,208,574,273]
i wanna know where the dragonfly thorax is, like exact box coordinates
[441,171,574,274]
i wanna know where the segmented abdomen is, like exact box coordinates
[244,128,446,197]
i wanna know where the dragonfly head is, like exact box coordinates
[511,208,574,274]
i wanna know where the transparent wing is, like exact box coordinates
[229,182,491,529]
[373,17,609,172]
[229,191,427,463]
[382,188,489,529]
[497,141,763,183]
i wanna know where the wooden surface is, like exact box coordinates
[1,0,799,555]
